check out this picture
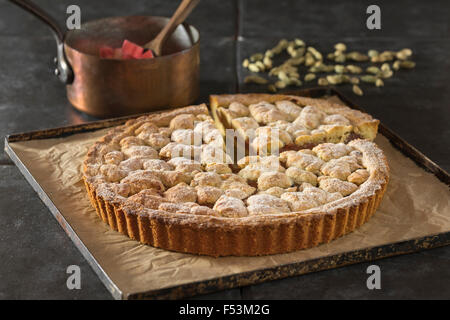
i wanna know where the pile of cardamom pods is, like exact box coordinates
[242,39,415,96]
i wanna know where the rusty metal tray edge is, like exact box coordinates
[4,88,450,300]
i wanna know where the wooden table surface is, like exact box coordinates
[0,0,449,299]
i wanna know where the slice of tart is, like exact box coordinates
[210,93,379,155]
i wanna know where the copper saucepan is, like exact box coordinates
[9,0,200,117]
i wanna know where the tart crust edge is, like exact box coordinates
[84,176,388,256]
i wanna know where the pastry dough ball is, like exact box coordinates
[167,157,195,168]
[321,161,352,181]
[122,145,159,159]
[327,192,344,203]
[191,172,222,188]
[261,186,296,197]
[299,149,317,155]
[255,126,293,146]
[194,119,214,134]
[159,127,173,137]
[257,172,292,191]
[100,164,127,182]
[104,151,124,165]
[279,150,295,164]
[237,155,279,168]
[293,105,325,129]
[249,101,290,124]
[310,128,326,135]
[190,205,218,216]
[285,167,318,186]
[221,174,256,199]
[275,100,302,121]
[119,136,144,149]
[246,194,291,215]
[251,136,284,156]
[84,163,100,176]
[228,102,250,117]
[196,186,224,205]
[138,132,170,150]
[347,169,370,185]
[126,189,166,209]
[213,195,248,218]
[121,172,165,195]
[167,157,202,173]
[159,142,202,160]
[301,186,336,204]
[195,120,223,145]
[97,182,131,199]
[321,156,362,181]
[142,159,173,171]
[119,158,143,172]
[262,186,285,197]
[232,117,260,131]
[164,183,197,203]
[280,151,324,174]
[223,184,256,200]
[318,177,358,196]
[220,173,247,184]
[204,163,232,174]
[323,114,351,125]
[231,117,260,140]
[169,114,196,130]
[98,143,120,156]
[313,143,352,162]
[159,170,192,188]
[349,150,363,165]
[280,192,320,211]
[171,129,202,146]
[201,145,232,165]
[134,122,159,135]
[238,164,265,181]
[270,121,310,139]
[339,156,362,171]
[238,160,284,181]
[205,133,224,149]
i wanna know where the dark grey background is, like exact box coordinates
[0,0,449,299]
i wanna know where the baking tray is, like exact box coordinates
[4,88,450,299]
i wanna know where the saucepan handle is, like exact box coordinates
[8,0,74,84]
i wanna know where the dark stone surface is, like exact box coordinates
[0,165,111,299]
[238,0,450,39]
[0,0,236,38]
[0,0,449,300]
[241,245,450,300]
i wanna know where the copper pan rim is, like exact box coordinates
[63,15,201,62]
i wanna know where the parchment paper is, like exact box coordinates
[8,117,450,299]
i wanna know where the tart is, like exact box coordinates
[83,97,389,257]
